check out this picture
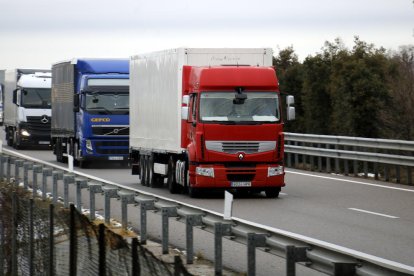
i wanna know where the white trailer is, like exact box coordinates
[129,48,273,153]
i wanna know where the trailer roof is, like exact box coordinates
[53,59,129,74]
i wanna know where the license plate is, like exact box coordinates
[231,181,251,187]
[109,156,124,161]
[39,141,50,145]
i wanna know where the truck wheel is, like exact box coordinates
[13,131,22,150]
[147,155,155,187]
[7,129,13,146]
[55,138,63,162]
[139,156,147,186]
[265,187,281,198]
[167,157,179,193]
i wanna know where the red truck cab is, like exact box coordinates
[181,65,285,197]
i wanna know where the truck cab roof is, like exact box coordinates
[72,59,129,74]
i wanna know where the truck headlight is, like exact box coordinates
[268,166,284,177]
[196,167,214,178]
[86,140,93,151]
[21,129,31,137]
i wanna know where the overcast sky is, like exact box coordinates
[0,0,413,69]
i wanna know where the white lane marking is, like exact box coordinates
[286,170,414,193]
[348,208,399,219]
[279,192,288,196]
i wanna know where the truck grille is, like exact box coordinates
[205,141,276,154]
[25,116,51,133]
[94,141,129,155]
[92,125,129,136]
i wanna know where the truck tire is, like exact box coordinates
[6,128,13,146]
[265,187,281,198]
[13,130,22,150]
[148,155,164,187]
[139,156,147,186]
[167,157,179,194]
[147,155,155,187]
[55,138,66,163]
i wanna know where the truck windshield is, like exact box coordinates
[199,92,280,123]
[20,88,51,108]
[85,92,129,115]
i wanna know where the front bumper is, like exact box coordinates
[190,164,285,188]
[81,138,129,161]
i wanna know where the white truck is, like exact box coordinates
[3,69,52,149]
[130,48,293,197]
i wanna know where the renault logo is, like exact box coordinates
[238,153,245,160]
[41,115,49,124]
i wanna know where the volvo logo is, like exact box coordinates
[238,152,245,160]
[113,129,119,134]
[40,115,49,124]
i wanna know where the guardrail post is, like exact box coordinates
[344,159,349,176]
[23,162,33,190]
[117,190,136,230]
[102,185,119,225]
[294,141,299,168]
[374,163,379,180]
[332,262,356,276]
[63,174,75,208]
[335,145,340,174]
[287,141,292,168]
[396,165,401,183]
[75,178,88,211]
[185,214,203,264]
[161,206,178,254]
[214,222,232,275]
[384,164,389,182]
[353,146,358,176]
[285,246,309,276]
[42,168,53,200]
[88,183,102,221]
[317,144,322,172]
[32,165,43,198]
[135,198,155,245]
[363,161,368,178]
[247,233,267,276]
[326,144,331,173]
[52,171,63,204]
[14,160,24,186]
[407,167,412,186]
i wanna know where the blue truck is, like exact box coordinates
[51,59,129,167]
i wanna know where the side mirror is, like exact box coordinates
[73,94,80,112]
[182,95,189,105]
[286,95,295,121]
[286,95,295,106]
[181,106,189,120]
[287,106,296,121]
[12,89,18,105]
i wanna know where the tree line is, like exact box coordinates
[274,37,414,141]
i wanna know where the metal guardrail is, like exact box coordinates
[1,148,414,276]
[284,132,414,185]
